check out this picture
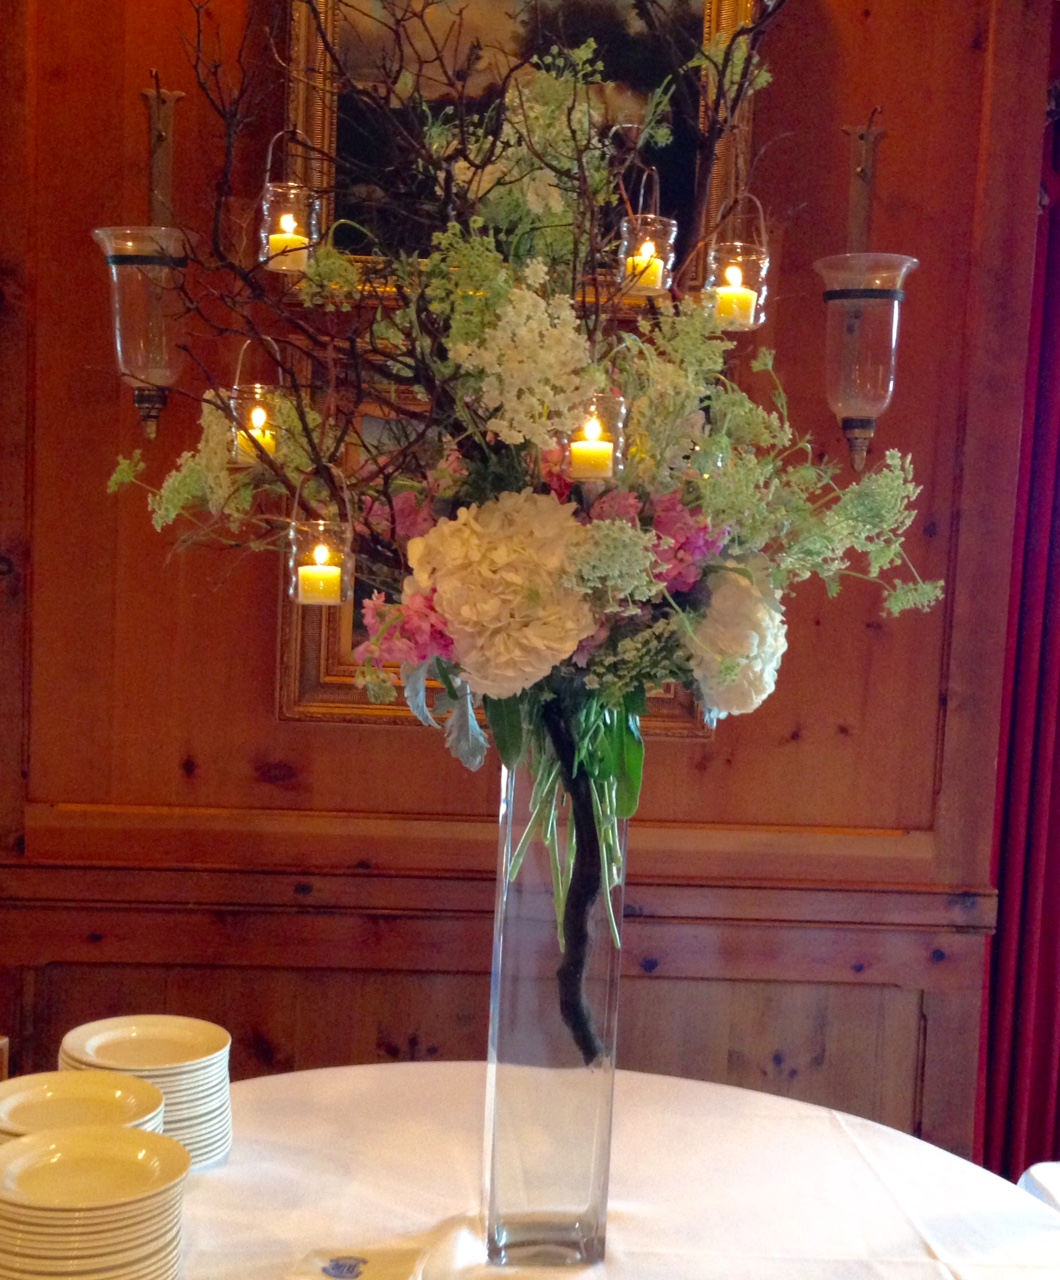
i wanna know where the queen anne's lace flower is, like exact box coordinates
[405,490,595,698]
[687,562,788,719]
[451,286,601,449]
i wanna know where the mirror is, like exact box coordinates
[287,0,758,269]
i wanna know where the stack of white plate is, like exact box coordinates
[0,1124,189,1280]
[59,1015,232,1170]
[0,1071,164,1143]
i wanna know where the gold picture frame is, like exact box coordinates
[278,0,756,735]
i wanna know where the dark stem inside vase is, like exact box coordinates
[541,699,605,1065]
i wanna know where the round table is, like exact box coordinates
[182,1062,1060,1279]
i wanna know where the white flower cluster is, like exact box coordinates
[451,286,601,449]
[405,490,595,699]
[566,519,659,603]
[687,562,788,719]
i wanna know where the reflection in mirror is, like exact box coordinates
[288,0,763,278]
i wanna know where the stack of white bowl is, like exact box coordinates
[0,1071,164,1143]
[59,1015,232,1170]
[0,1124,189,1280]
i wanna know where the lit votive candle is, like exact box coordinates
[297,543,342,605]
[714,264,758,328]
[236,405,277,461]
[267,214,310,273]
[569,413,614,480]
[625,239,666,292]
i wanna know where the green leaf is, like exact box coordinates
[625,686,648,719]
[483,695,524,770]
[433,659,460,701]
[615,715,644,820]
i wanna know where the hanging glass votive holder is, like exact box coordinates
[705,194,770,331]
[619,216,676,296]
[260,182,318,274]
[705,242,769,330]
[227,384,286,466]
[287,521,352,607]
[566,394,626,483]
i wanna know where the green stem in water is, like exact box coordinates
[541,699,606,1066]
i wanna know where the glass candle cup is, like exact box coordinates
[705,242,769,330]
[227,385,286,466]
[566,395,626,482]
[260,183,318,273]
[287,521,352,606]
[619,216,677,295]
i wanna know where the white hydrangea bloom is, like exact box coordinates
[405,490,595,699]
[451,286,601,449]
[686,562,788,719]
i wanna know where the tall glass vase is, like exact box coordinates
[484,746,627,1267]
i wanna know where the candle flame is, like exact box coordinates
[724,264,744,288]
[279,213,298,235]
[582,413,603,442]
[250,405,267,430]
[637,240,656,260]
[312,543,330,566]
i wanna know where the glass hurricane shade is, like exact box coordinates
[814,253,918,420]
[92,227,187,404]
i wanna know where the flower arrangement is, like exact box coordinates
[108,10,941,1063]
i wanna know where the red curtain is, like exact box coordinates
[983,57,1060,1180]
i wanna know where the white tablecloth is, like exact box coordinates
[1020,1164,1060,1213]
[182,1062,1060,1280]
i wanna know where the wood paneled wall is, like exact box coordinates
[0,0,1049,1161]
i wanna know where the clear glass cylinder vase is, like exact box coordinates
[484,756,627,1267]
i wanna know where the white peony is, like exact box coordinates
[405,490,595,699]
[686,562,788,719]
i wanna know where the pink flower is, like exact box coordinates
[359,490,436,542]
[354,590,454,667]
[589,489,642,526]
[540,447,573,503]
[651,491,724,593]
[570,621,611,667]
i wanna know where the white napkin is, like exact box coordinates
[286,1218,487,1280]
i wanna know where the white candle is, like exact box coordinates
[267,214,309,273]
[714,264,758,329]
[297,543,342,605]
[625,239,666,292]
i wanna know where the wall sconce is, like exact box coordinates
[704,196,769,331]
[567,394,626,482]
[287,521,352,606]
[260,132,319,274]
[92,226,187,432]
[813,253,918,471]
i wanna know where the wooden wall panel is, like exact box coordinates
[620,980,922,1133]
